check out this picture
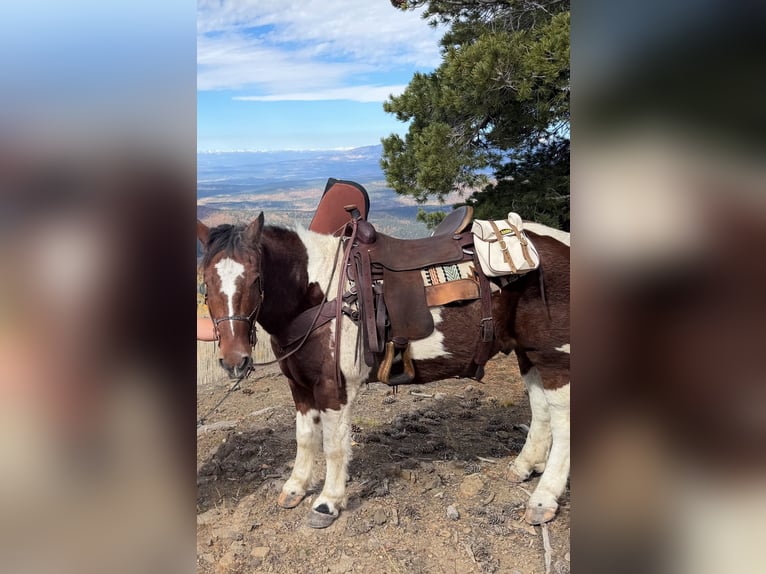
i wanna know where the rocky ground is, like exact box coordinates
[197,353,570,574]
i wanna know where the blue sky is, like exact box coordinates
[197,0,444,151]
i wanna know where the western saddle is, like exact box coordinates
[282,179,494,386]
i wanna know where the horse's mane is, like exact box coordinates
[202,223,295,267]
[202,224,252,267]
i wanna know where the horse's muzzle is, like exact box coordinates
[219,354,253,379]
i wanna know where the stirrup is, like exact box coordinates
[377,341,415,385]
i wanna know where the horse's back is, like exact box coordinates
[524,223,570,247]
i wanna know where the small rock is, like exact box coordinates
[511,520,538,536]
[565,552,570,562]
[212,526,239,540]
[421,475,442,492]
[216,542,246,574]
[446,505,460,520]
[464,384,475,393]
[434,392,447,401]
[197,420,238,434]
[400,469,416,482]
[328,553,355,574]
[373,508,388,525]
[458,473,485,498]
[197,508,220,526]
[201,553,215,564]
[250,546,270,559]
[383,463,402,477]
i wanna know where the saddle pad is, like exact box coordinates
[309,178,370,236]
[421,261,481,306]
[421,261,475,286]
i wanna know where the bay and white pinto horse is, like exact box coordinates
[197,214,570,528]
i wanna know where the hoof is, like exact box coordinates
[524,503,558,525]
[278,491,305,509]
[307,506,338,529]
[505,466,528,483]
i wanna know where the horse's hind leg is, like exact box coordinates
[525,378,570,525]
[279,380,322,509]
[506,366,553,482]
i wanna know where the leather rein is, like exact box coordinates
[205,234,348,373]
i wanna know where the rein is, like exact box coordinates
[251,233,345,367]
[199,231,347,426]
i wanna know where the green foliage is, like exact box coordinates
[383,0,569,224]
[416,208,447,230]
[462,138,569,230]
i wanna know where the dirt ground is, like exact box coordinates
[196,353,570,574]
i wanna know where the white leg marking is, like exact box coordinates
[528,383,570,516]
[282,409,322,498]
[314,406,353,515]
[409,308,449,360]
[555,343,571,354]
[510,367,552,478]
[214,257,245,337]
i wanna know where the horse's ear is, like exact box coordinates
[197,220,210,247]
[244,212,265,246]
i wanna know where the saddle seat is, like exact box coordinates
[346,205,484,386]
[431,205,474,237]
[309,178,370,236]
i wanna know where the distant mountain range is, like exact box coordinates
[197,144,459,238]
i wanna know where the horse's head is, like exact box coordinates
[197,214,265,378]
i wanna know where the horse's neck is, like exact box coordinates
[257,226,326,336]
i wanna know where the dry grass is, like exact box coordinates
[197,339,276,388]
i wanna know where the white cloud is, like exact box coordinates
[198,0,443,94]
[233,84,408,102]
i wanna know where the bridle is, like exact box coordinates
[205,275,263,348]
[201,233,346,375]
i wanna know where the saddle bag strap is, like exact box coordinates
[504,218,536,268]
[472,252,495,374]
[488,220,517,273]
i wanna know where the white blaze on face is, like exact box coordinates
[214,257,245,336]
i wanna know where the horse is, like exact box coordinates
[196,213,570,528]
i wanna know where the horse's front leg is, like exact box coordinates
[279,381,322,509]
[307,402,353,528]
